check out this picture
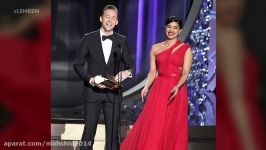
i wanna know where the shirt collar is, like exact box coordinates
[100,28,113,37]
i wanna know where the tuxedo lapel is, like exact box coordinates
[107,33,118,66]
[95,30,106,66]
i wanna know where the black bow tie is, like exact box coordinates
[102,35,113,41]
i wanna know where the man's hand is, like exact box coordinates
[95,84,107,89]
[89,77,107,89]
[115,70,131,82]
[89,77,96,86]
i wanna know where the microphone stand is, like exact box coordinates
[111,44,123,150]
[111,52,118,150]
[117,45,123,144]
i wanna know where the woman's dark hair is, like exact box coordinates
[165,16,183,29]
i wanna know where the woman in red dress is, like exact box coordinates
[120,16,193,150]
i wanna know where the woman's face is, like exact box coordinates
[165,22,181,40]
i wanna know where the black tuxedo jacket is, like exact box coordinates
[73,30,134,103]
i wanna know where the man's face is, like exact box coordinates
[100,9,118,32]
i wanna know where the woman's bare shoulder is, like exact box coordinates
[151,41,167,52]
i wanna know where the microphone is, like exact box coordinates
[117,43,123,55]
[113,51,118,60]
[113,52,118,76]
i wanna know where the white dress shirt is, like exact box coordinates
[89,29,132,86]
[100,29,113,64]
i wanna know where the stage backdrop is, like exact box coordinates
[51,0,216,126]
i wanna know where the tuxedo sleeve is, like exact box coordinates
[122,37,135,77]
[73,35,91,83]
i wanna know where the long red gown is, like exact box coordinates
[121,40,189,150]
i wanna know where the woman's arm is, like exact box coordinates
[170,47,193,100]
[141,46,157,101]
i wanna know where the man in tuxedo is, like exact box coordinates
[73,5,134,150]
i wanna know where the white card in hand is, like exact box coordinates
[94,75,107,84]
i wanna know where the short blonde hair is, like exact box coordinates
[101,5,118,16]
